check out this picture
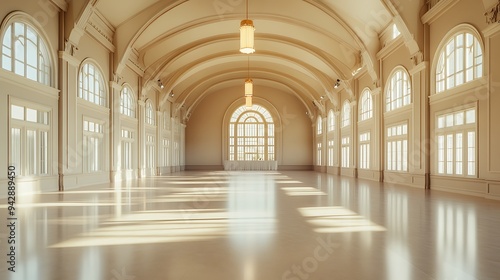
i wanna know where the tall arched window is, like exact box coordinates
[342,101,351,127]
[327,110,335,132]
[229,104,275,161]
[327,110,335,167]
[120,85,135,118]
[435,29,483,93]
[2,20,51,85]
[359,89,373,121]
[78,61,107,106]
[317,116,323,135]
[386,67,411,112]
[145,100,155,125]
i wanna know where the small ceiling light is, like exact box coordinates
[158,79,164,89]
[170,91,174,97]
[334,79,341,89]
[240,0,255,54]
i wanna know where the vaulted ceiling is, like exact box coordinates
[71,0,416,117]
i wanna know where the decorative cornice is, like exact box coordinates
[86,11,115,52]
[110,81,122,91]
[371,87,382,96]
[376,36,404,60]
[421,0,460,25]
[483,20,500,38]
[58,51,81,67]
[409,61,428,76]
[484,1,500,24]
[127,50,146,76]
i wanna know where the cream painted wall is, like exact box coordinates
[489,36,500,174]
[185,85,313,169]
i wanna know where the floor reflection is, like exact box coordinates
[436,202,477,279]
[1,171,499,280]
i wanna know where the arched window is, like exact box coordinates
[342,101,351,128]
[327,110,335,132]
[145,100,155,125]
[386,67,411,112]
[1,20,51,85]
[359,89,373,121]
[229,104,275,161]
[120,85,135,117]
[317,116,323,135]
[78,61,107,106]
[435,29,483,93]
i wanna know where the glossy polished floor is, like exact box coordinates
[1,171,500,280]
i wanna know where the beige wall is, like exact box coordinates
[185,85,313,169]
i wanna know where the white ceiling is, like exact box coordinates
[94,0,397,115]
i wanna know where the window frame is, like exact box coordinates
[145,100,155,126]
[1,13,54,86]
[83,118,105,173]
[434,25,484,95]
[9,101,51,176]
[359,89,373,121]
[359,131,371,170]
[120,85,136,118]
[78,60,108,107]
[228,104,275,161]
[317,116,323,135]
[385,67,412,112]
[341,136,350,168]
[341,101,351,128]
[386,122,409,172]
[435,107,477,177]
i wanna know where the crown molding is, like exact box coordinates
[421,0,460,25]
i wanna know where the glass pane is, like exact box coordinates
[447,134,453,175]
[27,129,37,175]
[446,114,454,127]
[438,116,445,129]
[466,109,476,124]
[11,105,24,120]
[455,112,464,126]
[10,128,21,168]
[3,53,12,70]
[455,133,463,175]
[26,108,37,122]
[438,135,445,174]
[468,132,476,176]
[40,131,48,175]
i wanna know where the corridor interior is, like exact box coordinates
[2,171,500,280]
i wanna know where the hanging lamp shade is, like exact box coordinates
[245,78,253,96]
[240,19,255,54]
[246,96,253,108]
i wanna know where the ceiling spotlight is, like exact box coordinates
[169,91,174,97]
[320,95,325,100]
[334,79,341,89]
[158,79,164,89]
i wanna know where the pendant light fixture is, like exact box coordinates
[240,0,255,54]
[245,57,253,96]
[245,57,253,108]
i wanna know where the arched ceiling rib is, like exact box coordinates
[68,0,409,119]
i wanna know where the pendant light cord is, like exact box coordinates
[246,0,249,19]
